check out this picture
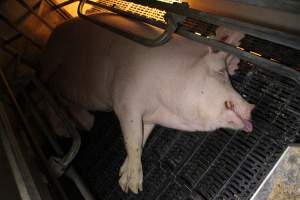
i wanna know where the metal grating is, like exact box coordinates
[90,0,181,22]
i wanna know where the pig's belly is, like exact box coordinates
[50,67,113,111]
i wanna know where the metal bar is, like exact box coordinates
[0,36,36,69]
[23,92,95,200]
[53,0,79,10]
[2,34,22,46]
[15,0,43,25]
[124,0,300,50]
[0,14,42,50]
[16,0,54,30]
[228,0,300,15]
[78,2,300,86]
[0,69,69,200]
[44,0,73,20]
[78,0,185,47]
[32,77,81,176]
[0,103,42,200]
[177,29,300,85]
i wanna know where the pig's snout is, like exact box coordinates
[225,100,255,133]
[238,103,255,133]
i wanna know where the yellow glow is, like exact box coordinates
[270,58,279,63]
[250,51,262,57]
[195,32,202,36]
[236,47,245,51]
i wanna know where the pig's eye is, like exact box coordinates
[225,101,234,110]
[218,68,226,75]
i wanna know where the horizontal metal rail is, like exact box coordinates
[228,0,300,15]
[177,30,300,85]
[124,0,300,50]
[78,0,185,47]
[73,1,300,85]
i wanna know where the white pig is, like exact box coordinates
[40,13,254,194]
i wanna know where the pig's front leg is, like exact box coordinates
[143,123,154,146]
[117,110,144,193]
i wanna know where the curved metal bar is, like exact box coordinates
[125,0,300,51]
[77,0,185,47]
[0,70,69,200]
[24,92,95,200]
[32,77,81,176]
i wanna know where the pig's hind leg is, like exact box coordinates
[116,107,144,194]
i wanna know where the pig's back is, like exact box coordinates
[41,13,208,111]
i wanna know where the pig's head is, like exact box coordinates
[198,48,255,133]
[193,27,254,132]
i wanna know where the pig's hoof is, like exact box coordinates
[119,158,143,194]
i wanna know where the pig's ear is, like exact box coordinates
[226,55,241,75]
[215,26,245,46]
[207,50,228,74]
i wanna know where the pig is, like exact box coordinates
[40,13,254,194]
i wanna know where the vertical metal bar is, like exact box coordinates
[0,69,69,200]
[24,93,95,200]
[0,102,42,200]
[32,77,81,172]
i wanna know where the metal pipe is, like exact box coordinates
[23,92,95,200]
[0,69,69,200]
[31,77,81,176]
[228,0,300,15]
[124,0,300,50]
[2,34,23,46]
[73,2,300,86]
[0,14,42,50]
[0,36,36,69]
[0,102,42,200]
[15,0,44,26]
[177,29,300,85]
[52,0,79,10]
[16,0,54,31]
[44,0,72,20]
[78,0,185,47]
